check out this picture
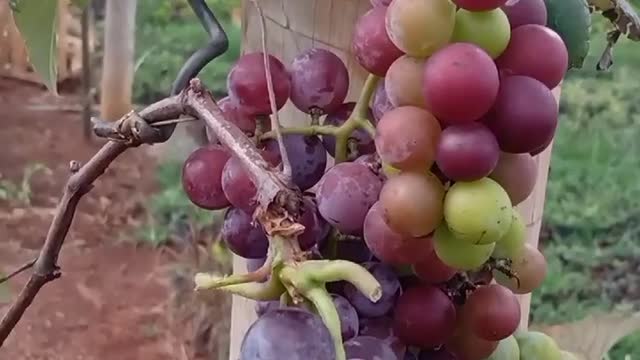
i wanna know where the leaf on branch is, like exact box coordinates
[11,0,59,94]
[589,0,640,41]
[531,310,640,360]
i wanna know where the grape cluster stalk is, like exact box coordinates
[184,0,582,359]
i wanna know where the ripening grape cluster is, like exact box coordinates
[179,0,572,358]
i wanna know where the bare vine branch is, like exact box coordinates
[0,259,36,285]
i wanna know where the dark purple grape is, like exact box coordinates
[298,198,330,250]
[486,76,558,154]
[289,48,349,115]
[435,122,500,181]
[227,52,291,116]
[246,257,267,273]
[359,316,407,359]
[332,294,359,340]
[344,336,400,360]
[322,102,376,158]
[240,308,335,360]
[405,351,419,360]
[352,6,404,76]
[221,207,268,259]
[344,262,401,318]
[222,149,281,215]
[182,144,231,210]
[263,134,327,191]
[501,0,548,29]
[255,300,280,317]
[315,162,383,235]
[419,347,458,360]
[372,79,395,123]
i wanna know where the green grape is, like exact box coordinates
[443,178,513,245]
[386,0,457,57]
[515,331,563,360]
[487,335,520,360]
[433,224,495,271]
[492,208,526,259]
[452,8,511,59]
[382,162,401,177]
[561,350,584,360]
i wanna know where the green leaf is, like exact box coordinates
[11,0,59,94]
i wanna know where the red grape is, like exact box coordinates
[386,55,427,108]
[344,262,401,317]
[372,79,395,122]
[393,285,457,347]
[530,130,554,155]
[315,162,383,235]
[447,330,499,360]
[363,201,435,265]
[344,336,399,360]
[322,102,376,158]
[465,284,521,341]
[375,106,442,171]
[453,0,507,11]
[222,149,281,215]
[423,43,500,124]
[496,24,568,89]
[495,243,548,294]
[436,122,500,181]
[501,0,548,29]
[353,6,405,76]
[227,52,291,116]
[263,134,327,191]
[413,247,457,284]
[489,152,538,205]
[217,96,257,135]
[486,75,558,154]
[182,144,231,210]
[289,48,349,115]
[419,348,457,359]
[221,207,268,259]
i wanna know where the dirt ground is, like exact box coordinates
[0,78,225,360]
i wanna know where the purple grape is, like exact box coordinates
[435,122,500,181]
[298,198,330,250]
[359,316,407,359]
[246,257,267,272]
[344,336,400,360]
[222,149,282,215]
[344,262,401,318]
[501,0,548,29]
[352,6,404,76]
[227,52,291,116]
[221,207,268,259]
[289,48,349,115]
[240,308,335,360]
[315,162,383,235]
[217,96,257,135]
[372,79,395,123]
[255,301,280,317]
[262,134,327,191]
[182,144,231,210]
[334,239,375,264]
[322,102,376,158]
[405,351,419,360]
[332,294,359,340]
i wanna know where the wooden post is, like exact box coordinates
[99,0,137,121]
[230,1,557,357]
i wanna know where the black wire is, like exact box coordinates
[160,0,229,140]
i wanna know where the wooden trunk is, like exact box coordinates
[230,1,559,358]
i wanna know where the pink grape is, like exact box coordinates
[363,201,434,265]
[216,96,257,136]
[501,0,548,29]
[486,75,558,153]
[423,43,500,124]
[413,248,457,284]
[227,52,291,116]
[315,162,383,235]
[435,122,500,181]
[453,0,507,10]
[496,24,569,89]
[371,0,393,6]
[353,6,404,76]
[289,48,349,115]
[322,102,376,158]
[372,79,395,122]
[182,144,231,210]
[386,55,427,108]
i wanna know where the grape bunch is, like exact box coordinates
[181,0,571,359]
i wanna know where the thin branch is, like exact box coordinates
[0,259,36,285]
[250,0,293,181]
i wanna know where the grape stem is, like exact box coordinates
[303,287,346,360]
[298,260,382,302]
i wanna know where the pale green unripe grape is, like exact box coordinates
[452,8,512,59]
[443,177,513,245]
[382,162,401,177]
[492,207,526,260]
[487,336,520,360]
[433,223,495,270]
[515,331,563,360]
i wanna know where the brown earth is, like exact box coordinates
[0,78,229,360]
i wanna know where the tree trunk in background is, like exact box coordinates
[229,0,557,357]
[99,0,136,121]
